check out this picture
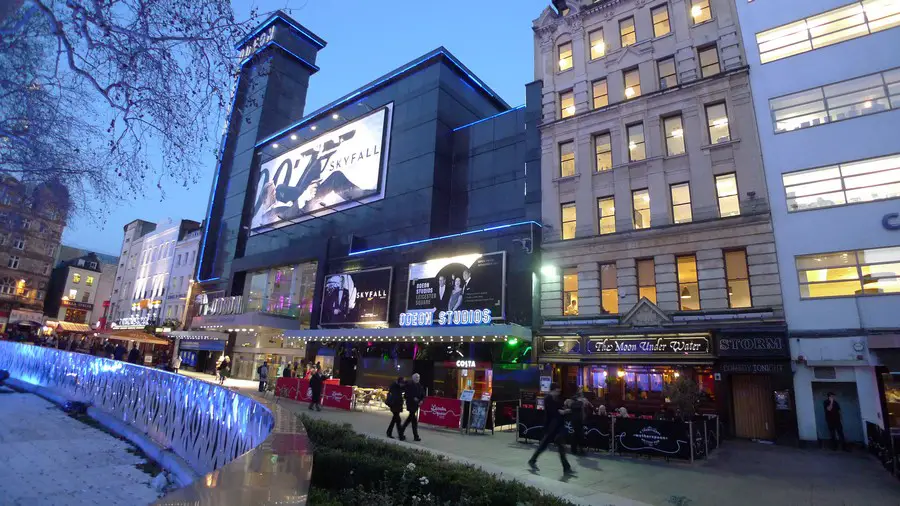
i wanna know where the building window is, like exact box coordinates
[592,79,609,109]
[637,259,657,303]
[706,102,731,144]
[677,255,700,310]
[89,261,97,269]
[624,67,641,99]
[663,115,685,156]
[22,218,30,230]
[671,183,693,224]
[0,234,6,246]
[658,57,677,89]
[43,264,50,275]
[82,291,91,303]
[558,41,573,72]
[598,197,616,235]
[561,203,577,240]
[0,278,13,295]
[797,246,900,298]
[46,244,55,256]
[8,256,19,269]
[73,273,81,283]
[86,276,94,286]
[13,238,24,250]
[563,268,579,315]
[560,90,575,119]
[698,45,720,78]
[783,153,900,212]
[756,1,900,64]
[560,141,576,177]
[68,288,77,299]
[594,133,612,172]
[601,263,619,313]
[627,123,646,161]
[633,189,651,229]
[589,29,606,59]
[690,0,712,24]
[770,67,900,133]
[652,5,671,38]
[715,173,741,217]
[620,17,636,47]
[725,250,752,308]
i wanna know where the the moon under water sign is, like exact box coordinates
[398,308,492,327]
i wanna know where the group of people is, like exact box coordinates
[38,333,147,365]
[385,373,426,442]
[255,360,329,412]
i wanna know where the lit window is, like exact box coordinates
[658,57,677,89]
[797,246,900,298]
[671,183,693,224]
[598,197,616,235]
[589,29,606,59]
[706,102,730,144]
[620,17,636,47]
[638,259,657,303]
[82,291,90,303]
[592,79,609,109]
[627,123,646,161]
[725,250,752,308]
[563,268,579,315]
[86,276,94,286]
[73,273,81,283]
[690,0,712,24]
[601,263,619,313]
[698,45,720,78]
[560,90,576,119]
[561,203,577,240]
[624,67,642,99]
[652,5,671,37]
[716,173,741,217]
[677,255,700,310]
[633,189,651,229]
[558,42,573,72]
[68,288,77,299]
[8,255,19,269]
[783,153,900,212]
[664,115,686,156]
[594,133,612,172]
[560,141,576,177]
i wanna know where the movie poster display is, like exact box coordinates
[405,251,505,320]
[320,267,392,325]
[250,103,393,233]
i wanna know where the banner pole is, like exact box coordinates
[689,420,695,463]
[515,406,519,443]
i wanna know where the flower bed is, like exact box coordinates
[301,415,574,506]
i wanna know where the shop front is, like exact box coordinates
[169,330,230,374]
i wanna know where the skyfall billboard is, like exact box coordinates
[320,267,392,325]
[406,252,505,319]
[250,104,393,234]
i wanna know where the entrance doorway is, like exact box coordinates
[731,375,775,440]
[812,381,863,443]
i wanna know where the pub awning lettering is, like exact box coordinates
[587,335,710,356]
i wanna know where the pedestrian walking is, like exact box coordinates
[257,360,269,392]
[401,373,425,441]
[172,354,182,374]
[568,392,586,456]
[309,365,323,411]
[127,344,141,365]
[528,383,575,476]
[386,376,406,440]
[824,392,847,451]
[282,363,293,378]
[218,356,230,385]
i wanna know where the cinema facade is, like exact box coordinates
[188,12,542,401]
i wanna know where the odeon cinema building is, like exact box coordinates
[186,11,543,402]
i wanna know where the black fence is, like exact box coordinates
[866,422,900,479]
[516,407,720,462]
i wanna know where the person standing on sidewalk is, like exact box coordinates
[528,383,575,476]
[257,361,269,392]
[402,373,425,441]
[824,392,847,451]
[386,376,406,440]
[172,354,182,374]
[309,365,323,411]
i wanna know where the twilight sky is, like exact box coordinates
[61,0,549,255]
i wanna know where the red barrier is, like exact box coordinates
[275,377,313,402]
[418,396,462,429]
[322,384,353,410]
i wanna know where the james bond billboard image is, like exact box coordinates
[250,103,393,234]
[320,267,392,325]
[406,252,505,320]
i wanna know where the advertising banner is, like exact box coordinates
[250,104,393,233]
[418,396,463,429]
[319,267,392,325]
[321,384,353,410]
[613,417,692,460]
[275,378,313,403]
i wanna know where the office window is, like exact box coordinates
[637,259,657,303]
[620,17,636,47]
[633,189,651,229]
[592,79,609,109]
[690,0,712,24]
[756,1,900,64]
[706,102,730,144]
[783,153,900,212]
[72,273,81,284]
[594,133,612,172]
[561,203,577,240]
[627,123,646,161]
[797,246,900,298]
[698,45,720,78]
[601,263,619,313]
[652,5,671,37]
[560,90,575,119]
[715,173,741,217]
[725,250,752,308]
[8,256,19,269]
[671,183,693,224]
[624,67,642,99]
[663,115,686,156]
[598,197,616,235]
[589,29,606,59]
[677,255,700,310]
[658,57,677,89]
[86,276,94,287]
[563,268,579,315]
[560,141,576,177]
[13,238,24,250]
[558,41,573,72]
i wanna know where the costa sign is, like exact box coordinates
[587,336,710,356]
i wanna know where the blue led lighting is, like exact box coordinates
[239,40,320,72]
[235,13,326,50]
[348,220,542,256]
[452,105,525,132]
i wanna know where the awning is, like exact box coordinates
[283,323,532,343]
[56,322,92,333]
[99,330,170,346]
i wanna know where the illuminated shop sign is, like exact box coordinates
[111,315,151,329]
[199,295,244,316]
[238,25,275,60]
[587,336,710,356]
[398,308,493,327]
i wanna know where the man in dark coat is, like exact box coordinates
[113,342,127,361]
[386,376,406,440]
[308,365,323,411]
[528,383,575,476]
[126,345,141,365]
[402,373,425,442]
[824,392,847,451]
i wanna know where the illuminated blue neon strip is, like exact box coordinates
[452,105,525,132]
[235,13,326,49]
[348,220,542,256]
[240,40,320,72]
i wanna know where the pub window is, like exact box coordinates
[561,202,577,240]
[594,133,612,172]
[560,141,576,177]
[725,250,752,308]
[620,17,636,47]
[637,258,657,303]
[592,79,609,109]
[558,41,573,72]
[601,263,618,313]
[598,196,616,235]
[677,255,700,310]
[563,268,579,315]
[632,188,650,229]
[671,182,693,224]
[589,29,606,60]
